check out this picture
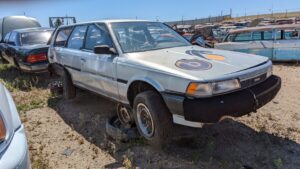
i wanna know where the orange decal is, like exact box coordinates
[206,54,225,61]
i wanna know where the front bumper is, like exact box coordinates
[0,125,31,169]
[163,75,281,125]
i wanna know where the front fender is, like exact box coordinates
[126,75,165,92]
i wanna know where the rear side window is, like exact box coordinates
[84,24,113,50]
[67,25,87,50]
[253,31,275,41]
[284,30,299,40]
[234,32,251,42]
[54,27,73,47]
[264,31,274,40]
[252,31,262,41]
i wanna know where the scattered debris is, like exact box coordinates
[105,116,139,142]
[62,148,74,157]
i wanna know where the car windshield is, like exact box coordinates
[110,22,191,53]
[21,31,52,45]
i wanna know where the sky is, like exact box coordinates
[1,0,300,26]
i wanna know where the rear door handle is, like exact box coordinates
[80,58,86,62]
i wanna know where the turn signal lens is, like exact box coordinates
[0,116,6,142]
[26,53,47,63]
[186,83,213,97]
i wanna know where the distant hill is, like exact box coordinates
[229,11,300,21]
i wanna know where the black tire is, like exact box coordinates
[133,90,173,147]
[63,69,76,99]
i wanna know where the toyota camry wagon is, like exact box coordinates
[48,20,281,146]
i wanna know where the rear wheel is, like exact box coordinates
[133,91,172,147]
[62,69,76,99]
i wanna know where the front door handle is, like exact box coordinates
[80,58,86,62]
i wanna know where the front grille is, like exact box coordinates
[240,73,267,89]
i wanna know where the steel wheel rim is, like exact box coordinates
[136,103,154,138]
[117,105,131,124]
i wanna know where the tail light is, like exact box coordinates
[0,116,6,142]
[26,53,47,63]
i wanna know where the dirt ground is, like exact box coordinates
[0,63,299,169]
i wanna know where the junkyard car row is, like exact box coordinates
[0,17,283,167]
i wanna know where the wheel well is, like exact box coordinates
[127,81,158,107]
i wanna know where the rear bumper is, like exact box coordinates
[162,75,281,126]
[0,125,31,169]
[19,62,48,73]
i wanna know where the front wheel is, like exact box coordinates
[133,91,173,147]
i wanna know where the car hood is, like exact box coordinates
[125,46,269,81]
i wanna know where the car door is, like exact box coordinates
[63,25,88,85]
[80,23,119,99]
[273,29,300,61]
[50,27,73,64]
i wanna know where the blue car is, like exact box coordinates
[215,24,300,61]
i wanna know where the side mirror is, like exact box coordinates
[93,45,117,55]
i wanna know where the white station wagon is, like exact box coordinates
[48,20,281,146]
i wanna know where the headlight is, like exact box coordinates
[186,79,241,97]
[266,66,273,78]
[0,116,6,142]
[212,79,241,94]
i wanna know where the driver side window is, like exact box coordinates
[84,24,113,50]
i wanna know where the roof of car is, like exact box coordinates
[229,24,300,34]
[57,19,152,28]
[13,27,54,33]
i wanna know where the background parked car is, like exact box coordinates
[0,83,31,169]
[0,16,41,42]
[215,24,300,61]
[0,27,53,72]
